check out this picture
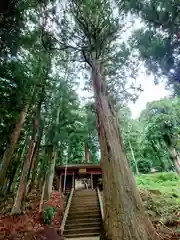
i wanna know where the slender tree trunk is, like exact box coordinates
[11,138,36,214]
[29,121,43,193]
[11,135,29,192]
[28,141,41,192]
[91,59,159,240]
[44,149,55,200]
[0,104,29,187]
[7,163,18,193]
[39,175,46,212]
[128,139,139,175]
[169,147,180,174]
[150,140,165,171]
[11,103,42,214]
[44,107,60,200]
[85,142,91,162]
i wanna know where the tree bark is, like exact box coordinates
[150,140,165,171]
[0,104,29,188]
[11,103,42,214]
[29,121,43,192]
[11,138,36,214]
[169,147,180,174]
[44,149,56,200]
[85,142,91,162]
[7,163,18,193]
[44,106,60,200]
[91,59,159,240]
[39,175,46,212]
[128,139,139,175]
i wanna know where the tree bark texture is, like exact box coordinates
[44,106,60,200]
[85,142,91,162]
[170,147,180,174]
[91,59,159,240]
[11,104,41,214]
[11,138,36,214]
[7,163,18,192]
[39,176,46,212]
[0,104,29,188]
[44,149,56,200]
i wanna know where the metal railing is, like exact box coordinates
[97,187,104,220]
[60,187,74,235]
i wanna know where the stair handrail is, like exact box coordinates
[60,187,74,235]
[97,187,104,220]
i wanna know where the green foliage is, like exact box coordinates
[137,159,151,174]
[43,206,56,225]
[137,173,180,223]
[136,172,179,190]
[126,0,180,95]
[137,172,180,223]
[119,98,180,173]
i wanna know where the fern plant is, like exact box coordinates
[43,206,56,225]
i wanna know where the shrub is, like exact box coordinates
[43,206,56,225]
[137,159,152,174]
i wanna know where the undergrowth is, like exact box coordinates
[136,172,180,225]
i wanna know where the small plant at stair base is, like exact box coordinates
[43,206,55,225]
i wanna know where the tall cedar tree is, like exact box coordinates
[56,0,159,239]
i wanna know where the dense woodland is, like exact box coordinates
[0,0,180,239]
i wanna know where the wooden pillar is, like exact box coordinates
[91,174,93,189]
[72,172,75,188]
[59,174,62,193]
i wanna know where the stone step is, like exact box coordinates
[66,217,101,224]
[69,208,99,213]
[69,209,100,216]
[70,205,99,210]
[67,212,100,220]
[72,196,97,200]
[68,209,100,216]
[74,190,96,193]
[73,194,97,197]
[64,226,100,235]
[66,237,99,240]
[65,221,101,230]
[71,199,98,204]
[64,232,100,238]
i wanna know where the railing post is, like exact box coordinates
[60,187,74,235]
[97,187,104,220]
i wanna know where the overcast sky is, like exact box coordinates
[128,74,169,118]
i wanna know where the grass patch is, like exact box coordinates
[136,172,180,197]
[136,172,180,225]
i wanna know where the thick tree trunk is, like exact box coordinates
[91,60,159,240]
[169,147,180,174]
[11,138,36,214]
[0,104,29,187]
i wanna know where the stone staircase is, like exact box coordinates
[63,189,101,239]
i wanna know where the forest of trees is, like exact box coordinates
[0,0,180,239]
